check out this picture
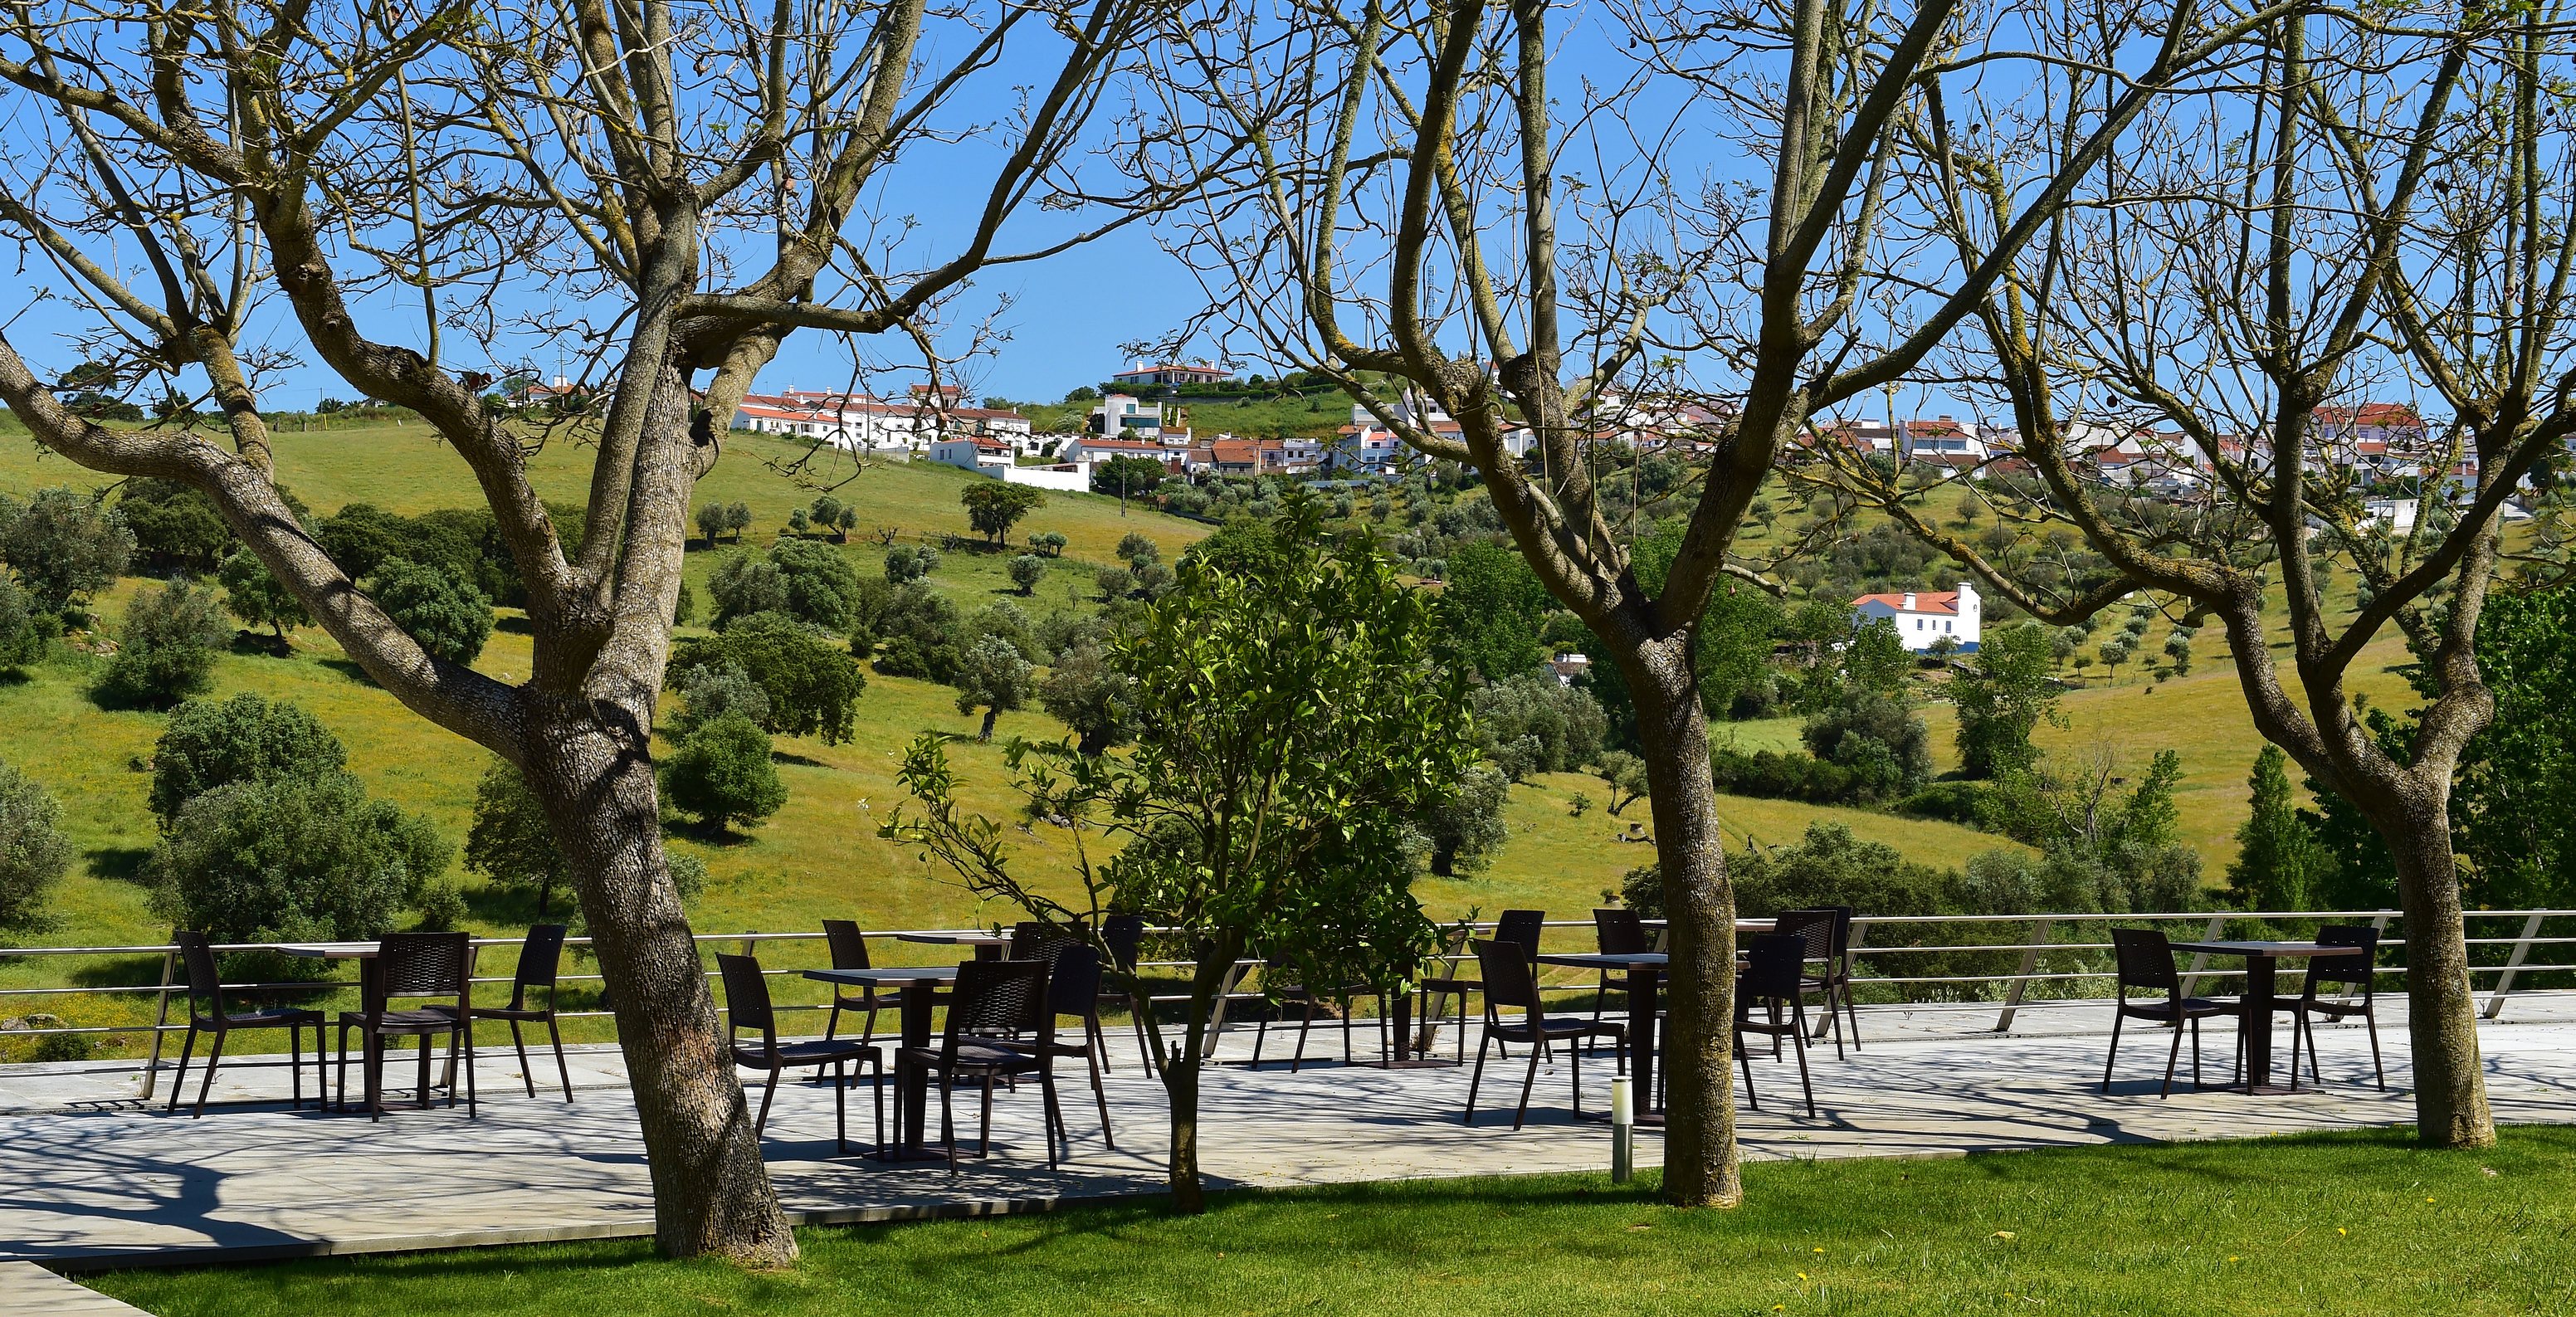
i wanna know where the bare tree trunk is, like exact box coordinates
[532,715,798,1265]
[2383,800,2497,1149]
[1623,637,1740,1207]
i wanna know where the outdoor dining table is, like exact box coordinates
[895,931,1012,961]
[1536,921,1791,1124]
[803,963,959,1160]
[2165,939,2369,1094]
[278,941,478,1114]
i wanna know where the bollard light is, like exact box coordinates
[1610,1076,1634,1183]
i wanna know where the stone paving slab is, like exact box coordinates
[0,1262,149,1314]
[3,1009,2569,1271]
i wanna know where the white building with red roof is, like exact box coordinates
[1851,582,1982,653]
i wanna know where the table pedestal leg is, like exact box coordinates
[2242,955,2281,1094]
[881,980,948,1162]
[1375,988,1457,1069]
[1631,967,1664,1126]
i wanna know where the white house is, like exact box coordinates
[1852,582,1982,652]
[927,437,1013,474]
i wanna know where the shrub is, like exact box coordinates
[1798,689,1934,802]
[0,487,134,612]
[766,538,867,633]
[465,758,571,916]
[668,660,773,737]
[884,544,940,583]
[96,577,228,708]
[149,692,349,825]
[1027,531,1068,559]
[217,549,311,641]
[709,550,790,622]
[0,573,44,671]
[368,558,495,666]
[872,585,964,681]
[668,612,865,744]
[660,713,787,832]
[1473,671,1608,781]
[1007,554,1046,595]
[148,773,452,944]
[0,761,72,930]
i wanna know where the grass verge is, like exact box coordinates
[83,1125,2576,1316]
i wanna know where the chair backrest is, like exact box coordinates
[1102,914,1146,973]
[2110,929,2179,993]
[1594,908,1648,957]
[715,953,776,1061]
[823,919,873,973]
[378,932,471,1004]
[1472,939,1543,1014]
[943,958,1052,1054]
[1046,944,1103,1017]
[1739,934,1807,1001]
[1773,909,1838,966]
[512,924,568,1009]
[2309,924,2380,992]
[1495,910,1546,961]
[1011,920,1078,966]
[1821,905,1856,958]
[174,930,225,1017]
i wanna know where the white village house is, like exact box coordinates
[1852,582,1983,652]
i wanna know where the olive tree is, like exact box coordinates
[0,0,1186,1261]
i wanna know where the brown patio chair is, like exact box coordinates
[1100,912,1149,1066]
[2101,928,2238,1097]
[1023,940,1116,1149]
[1413,925,1485,1062]
[2281,925,2386,1090]
[1773,908,1851,1060]
[1462,939,1627,1129]
[1490,908,1575,1056]
[165,930,325,1117]
[718,952,881,1156]
[1734,934,1817,1117]
[820,919,886,1046]
[899,958,1065,1172]
[334,932,477,1120]
[1588,908,1649,1051]
[466,924,574,1101]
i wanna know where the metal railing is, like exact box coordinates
[0,908,2567,1101]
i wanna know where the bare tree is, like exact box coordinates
[0,0,1168,1260]
[1822,9,2576,1148]
[1126,0,2281,1205]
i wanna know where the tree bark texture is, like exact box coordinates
[2383,801,2498,1149]
[1623,637,1741,1207]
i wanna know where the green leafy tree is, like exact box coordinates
[2226,744,2334,912]
[1422,763,1510,876]
[97,577,228,708]
[1631,520,1785,716]
[1117,531,1163,566]
[1799,689,1934,802]
[871,585,966,681]
[1438,539,1551,681]
[2448,584,2576,910]
[724,501,752,543]
[1027,531,1068,559]
[882,500,1476,1210]
[765,539,867,633]
[786,507,811,537]
[217,548,311,642]
[368,558,495,666]
[953,633,1032,741]
[0,487,134,613]
[120,477,237,574]
[960,481,1046,544]
[661,713,787,833]
[0,760,72,930]
[1091,454,1167,498]
[466,759,572,916]
[810,495,846,541]
[148,773,451,944]
[667,661,773,738]
[883,544,940,583]
[669,612,866,744]
[1473,671,1608,781]
[709,550,791,622]
[1598,750,1651,816]
[2163,627,2196,676]
[695,503,729,548]
[150,692,349,825]
[1007,554,1046,595]
[1951,622,2065,779]
[1038,639,1133,756]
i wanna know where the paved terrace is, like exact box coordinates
[0,992,2568,1285]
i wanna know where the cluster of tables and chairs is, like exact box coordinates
[162,924,576,1119]
[2101,924,2385,1095]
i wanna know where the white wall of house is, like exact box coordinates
[1851,581,1983,652]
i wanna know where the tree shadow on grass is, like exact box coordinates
[84,845,153,883]
[70,953,172,988]
[317,657,378,686]
[770,751,827,768]
[662,817,754,847]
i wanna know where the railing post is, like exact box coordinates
[136,945,178,1105]
[2483,912,2549,1021]
[1198,957,1249,1061]
[2178,914,2227,998]
[1995,918,2051,1032]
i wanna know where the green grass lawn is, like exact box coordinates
[80,1126,2576,1316]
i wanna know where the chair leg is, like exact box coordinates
[1790,1002,1816,1118]
[939,1070,958,1174]
[1251,1012,1271,1070]
[751,1064,780,1138]
[1090,1011,1113,1076]
[547,1014,574,1102]
[823,1002,842,1042]
[1569,1032,1583,1115]
[166,1025,198,1115]
[290,1023,304,1110]
[1512,1034,1544,1131]
[978,1075,996,1156]
[2364,1006,2385,1090]
[461,1022,477,1119]
[2287,1010,2305,1092]
[193,1028,228,1118]
[1464,1031,1491,1125]
[1039,1067,1065,1169]
[1087,1047,1115,1149]
[2101,1010,2125,1095]
[1339,996,1354,1065]
[833,1059,849,1155]
[1736,1026,1759,1110]
[871,1057,887,1154]
[1842,971,1863,1051]
[2190,1017,2203,1090]
[2159,1017,2185,1099]
[506,1019,536,1099]
[1291,998,1318,1073]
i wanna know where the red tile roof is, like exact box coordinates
[1852,590,1961,616]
